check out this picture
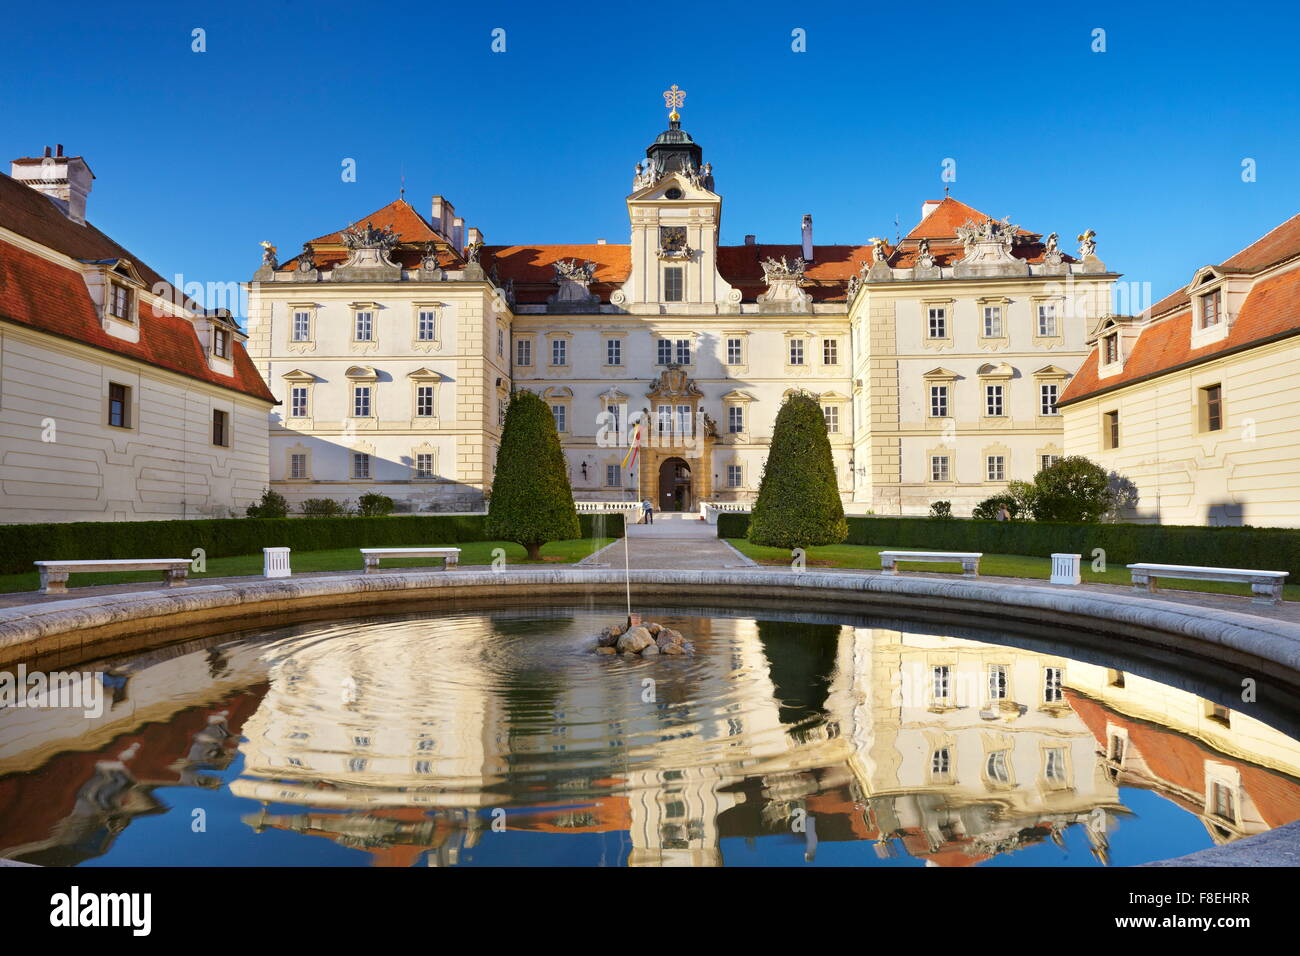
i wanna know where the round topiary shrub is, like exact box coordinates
[747,392,848,550]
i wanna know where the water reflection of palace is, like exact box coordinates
[3,615,1300,867]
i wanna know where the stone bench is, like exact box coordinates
[879,550,982,577]
[360,547,460,573]
[1128,563,1288,606]
[33,558,191,595]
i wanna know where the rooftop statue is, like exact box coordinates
[341,221,400,251]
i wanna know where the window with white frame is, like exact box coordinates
[290,386,309,418]
[606,339,622,366]
[822,405,839,433]
[932,665,951,702]
[987,455,1005,482]
[352,452,371,479]
[675,339,690,364]
[675,404,692,436]
[987,664,1008,701]
[823,338,838,364]
[213,327,231,359]
[1043,666,1064,703]
[352,385,372,417]
[415,453,434,478]
[1040,383,1059,415]
[1200,289,1222,329]
[927,306,947,338]
[108,282,133,321]
[726,337,743,365]
[354,310,374,341]
[789,339,804,365]
[728,405,744,433]
[930,455,950,482]
[931,747,952,780]
[289,452,308,479]
[212,409,229,446]
[664,266,684,302]
[497,327,503,356]
[1043,747,1067,784]
[605,464,622,487]
[929,385,949,418]
[657,404,672,435]
[551,404,567,433]
[1040,454,1060,471]
[1210,781,1235,821]
[657,339,673,365]
[983,305,1002,337]
[1037,302,1057,336]
[985,384,1004,417]
[292,310,311,342]
[1102,332,1119,365]
[415,385,435,418]
[516,339,532,366]
[551,339,567,366]
[986,751,1011,784]
[727,464,742,488]
[417,309,437,341]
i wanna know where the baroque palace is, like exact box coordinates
[245,97,1117,516]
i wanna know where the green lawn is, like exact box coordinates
[0,538,614,595]
[725,539,1300,601]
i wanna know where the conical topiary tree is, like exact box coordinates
[486,390,581,560]
[747,392,848,550]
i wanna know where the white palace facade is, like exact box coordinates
[245,112,1119,516]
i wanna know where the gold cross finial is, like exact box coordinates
[663,84,686,121]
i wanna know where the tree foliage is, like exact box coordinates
[486,390,581,558]
[747,392,848,549]
[1028,456,1115,523]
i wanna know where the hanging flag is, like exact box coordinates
[621,422,641,469]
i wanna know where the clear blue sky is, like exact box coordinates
[3,0,1297,318]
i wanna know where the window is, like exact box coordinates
[498,399,507,426]
[982,305,1002,337]
[675,339,690,364]
[416,385,435,418]
[657,339,673,365]
[1043,748,1067,783]
[551,404,567,433]
[1108,669,1126,688]
[664,266,683,302]
[987,664,1007,701]
[1201,384,1223,432]
[1211,782,1235,821]
[1103,410,1120,449]
[1208,702,1232,727]
[1108,734,1126,763]
[352,385,372,418]
[927,306,947,338]
[551,339,567,366]
[985,384,1004,417]
[931,747,951,779]
[932,665,951,702]
[789,339,804,365]
[823,405,839,433]
[415,453,434,478]
[108,283,132,321]
[1040,383,1059,416]
[292,310,311,342]
[606,339,622,366]
[352,453,371,480]
[675,404,692,436]
[930,455,950,482]
[1040,454,1060,471]
[728,406,744,433]
[657,404,672,435]
[726,337,743,365]
[497,327,503,356]
[605,464,622,488]
[213,327,230,359]
[516,339,532,366]
[1037,303,1057,336]
[354,310,373,341]
[986,455,1005,482]
[727,464,742,488]
[1102,333,1119,365]
[1043,666,1064,703]
[823,338,839,364]
[606,403,622,436]
[929,385,949,418]
[289,453,307,479]
[212,409,229,446]
[417,309,437,342]
[1200,289,1222,329]
[290,386,309,417]
[108,383,130,428]
[986,751,1011,784]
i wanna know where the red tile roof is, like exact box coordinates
[1,188,276,405]
[1060,212,1300,405]
[278,198,465,274]
[307,198,444,246]
[904,197,1036,241]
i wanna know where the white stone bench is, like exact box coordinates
[33,558,191,595]
[360,547,460,573]
[879,551,982,577]
[1128,563,1288,606]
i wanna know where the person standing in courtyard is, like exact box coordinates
[642,498,654,524]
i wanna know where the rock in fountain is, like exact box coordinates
[595,622,693,657]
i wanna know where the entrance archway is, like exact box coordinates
[657,457,692,512]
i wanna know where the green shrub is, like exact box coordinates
[747,393,847,549]
[972,494,1022,521]
[1029,456,1114,522]
[357,492,395,517]
[486,391,581,559]
[0,511,621,575]
[300,498,348,517]
[929,500,953,519]
[245,488,289,519]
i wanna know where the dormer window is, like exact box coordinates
[213,326,231,359]
[109,282,133,322]
[1200,289,1222,329]
[1102,332,1119,365]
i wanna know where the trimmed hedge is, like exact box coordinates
[717,513,1300,579]
[0,513,622,575]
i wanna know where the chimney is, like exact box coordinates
[467,226,483,247]
[11,146,95,224]
[744,234,756,246]
[920,200,943,221]
[596,238,606,245]
[431,196,456,240]
[452,216,465,253]
[801,214,813,261]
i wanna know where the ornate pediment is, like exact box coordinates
[757,256,812,312]
[548,259,600,313]
[281,368,318,383]
[646,365,703,401]
[333,221,402,281]
[976,362,1016,379]
[953,217,1030,278]
[406,367,443,382]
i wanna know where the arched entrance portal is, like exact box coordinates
[657,457,692,512]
